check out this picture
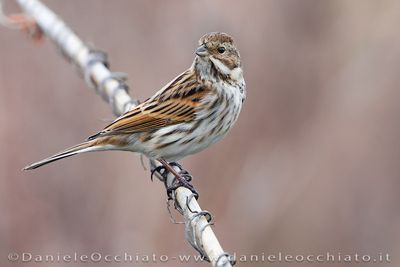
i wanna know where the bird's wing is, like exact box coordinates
[90,70,212,138]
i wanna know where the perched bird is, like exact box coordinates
[24,32,246,187]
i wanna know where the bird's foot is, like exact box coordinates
[168,174,198,200]
[150,164,168,182]
[169,162,193,182]
[154,159,198,200]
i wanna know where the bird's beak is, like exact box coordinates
[195,45,208,57]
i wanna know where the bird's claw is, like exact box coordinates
[168,169,198,200]
[150,165,167,182]
[169,162,193,182]
[151,161,198,200]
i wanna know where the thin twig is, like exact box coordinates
[10,0,234,266]
[0,0,23,29]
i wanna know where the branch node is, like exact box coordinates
[216,253,236,267]
[84,49,109,89]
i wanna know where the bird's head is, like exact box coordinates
[194,32,242,82]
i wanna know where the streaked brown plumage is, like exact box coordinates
[24,32,246,170]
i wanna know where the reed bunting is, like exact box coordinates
[24,32,246,187]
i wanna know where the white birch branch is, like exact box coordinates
[8,0,234,266]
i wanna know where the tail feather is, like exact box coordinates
[23,141,100,170]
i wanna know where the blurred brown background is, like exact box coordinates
[1,0,400,266]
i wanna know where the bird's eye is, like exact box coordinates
[217,47,226,54]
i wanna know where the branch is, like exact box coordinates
[8,0,234,266]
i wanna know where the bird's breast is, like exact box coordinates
[130,80,245,161]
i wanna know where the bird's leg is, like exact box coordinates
[157,158,198,198]
[169,162,193,182]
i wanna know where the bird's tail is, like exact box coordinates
[23,139,106,170]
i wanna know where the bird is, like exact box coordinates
[24,32,246,188]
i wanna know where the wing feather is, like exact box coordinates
[91,69,213,138]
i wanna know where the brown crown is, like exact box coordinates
[199,32,234,45]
